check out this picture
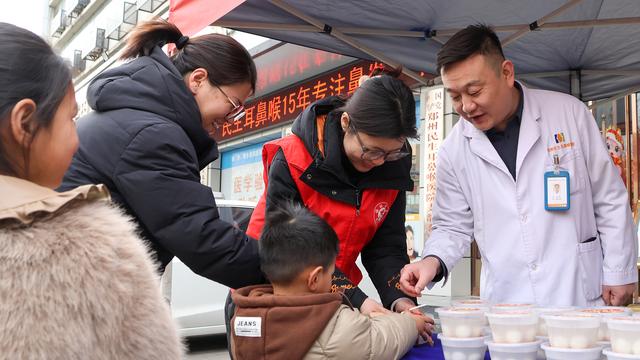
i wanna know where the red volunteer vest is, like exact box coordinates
[247,134,398,284]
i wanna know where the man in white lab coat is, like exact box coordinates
[400,24,638,306]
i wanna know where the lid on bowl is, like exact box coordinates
[579,307,631,317]
[486,310,536,318]
[436,307,485,317]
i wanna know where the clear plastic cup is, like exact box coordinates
[485,339,542,360]
[543,313,601,349]
[606,317,640,355]
[535,307,576,337]
[452,299,491,327]
[541,342,602,360]
[440,336,488,360]
[579,307,632,341]
[436,307,487,338]
[603,348,640,360]
[486,311,539,344]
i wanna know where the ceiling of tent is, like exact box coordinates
[208,0,640,101]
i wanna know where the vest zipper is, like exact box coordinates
[355,188,361,216]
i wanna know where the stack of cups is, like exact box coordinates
[485,304,542,360]
[435,307,488,360]
[578,307,633,348]
[534,307,576,359]
[451,299,492,336]
[541,312,603,360]
[602,316,640,360]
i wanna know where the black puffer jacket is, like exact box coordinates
[262,96,416,309]
[60,46,263,288]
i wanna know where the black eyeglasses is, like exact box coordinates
[212,82,245,122]
[349,122,410,162]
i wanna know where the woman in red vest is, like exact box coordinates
[248,69,440,315]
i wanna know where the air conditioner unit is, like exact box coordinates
[138,0,163,13]
[69,0,90,18]
[83,28,106,61]
[51,9,71,37]
[73,50,86,74]
[107,2,138,41]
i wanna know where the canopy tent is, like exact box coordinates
[170,0,640,102]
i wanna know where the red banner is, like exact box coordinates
[169,0,245,36]
[216,60,384,142]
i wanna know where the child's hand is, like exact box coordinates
[406,312,434,346]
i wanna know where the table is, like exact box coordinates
[401,334,491,360]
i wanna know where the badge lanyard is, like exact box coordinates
[544,153,570,211]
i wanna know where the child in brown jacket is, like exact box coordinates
[231,203,428,360]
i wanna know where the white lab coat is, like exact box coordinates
[424,83,638,306]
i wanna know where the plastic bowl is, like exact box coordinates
[543,313,601,349]
[440,336,488,360]
[606,317,640,355]
[535,307,576,337]
[485,339,542,360]
[486,311,538,344]
[579,307,632,341]
[603,348,640,359]
[452,299,491,326]
[436,307,487,338]
[541,342,602,360]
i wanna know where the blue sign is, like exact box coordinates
[221,142,265,170]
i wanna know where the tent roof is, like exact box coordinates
[205,0,640,101]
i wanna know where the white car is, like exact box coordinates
[162,194,380,338]
[162,195,255,337]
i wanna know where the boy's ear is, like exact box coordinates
[307,266,324,292]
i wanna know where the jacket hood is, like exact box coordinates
[87,46,218,166]
[0,175,110,226]
[290,96,413,191]
[232,285,343,359]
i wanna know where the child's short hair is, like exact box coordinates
[259,202,339,284]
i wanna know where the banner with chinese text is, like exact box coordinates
[420,87,444,238]
[216,60,382,141]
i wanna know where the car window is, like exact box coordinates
[217,207,254,232]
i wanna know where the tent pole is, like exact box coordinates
[502,0,585,46]
[216,16,640,40]
[266,0,429,85]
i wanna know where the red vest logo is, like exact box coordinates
[374,202,389,225]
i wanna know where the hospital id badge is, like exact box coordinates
[544,170,570,211]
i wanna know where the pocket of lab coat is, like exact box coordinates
[546,149,586,194]
[577,237,604,301]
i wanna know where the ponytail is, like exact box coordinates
[120,18,257,92]
[120,19,183,59]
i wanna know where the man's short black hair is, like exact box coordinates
[437,24,505,74]
[259,202,339,284]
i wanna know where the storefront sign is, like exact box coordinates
[216,60,382,142]
[220,142,266,202]
[421,87,445,237]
